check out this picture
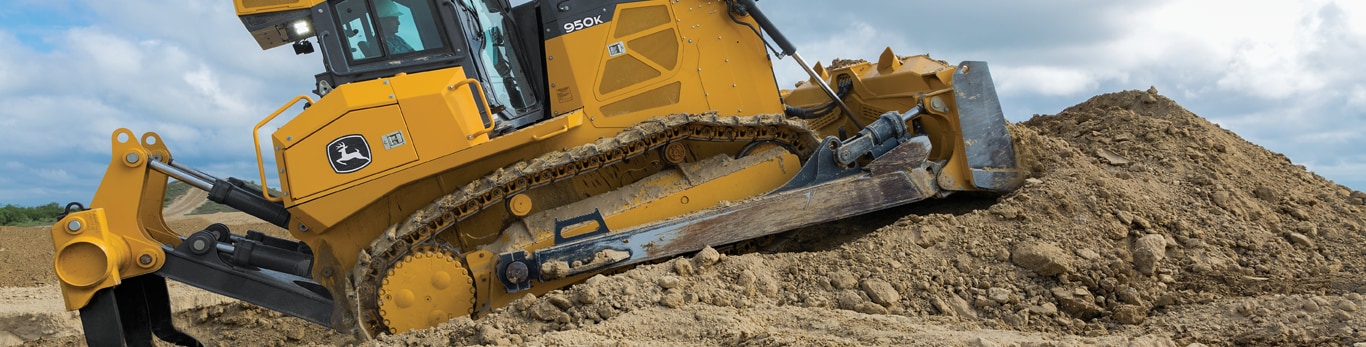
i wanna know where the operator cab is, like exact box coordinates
[301,0,545,132]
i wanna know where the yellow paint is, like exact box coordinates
[542,0,783,126]
[508,194,533,217]
[784,49,983,191]
[233,0,320,16]
[52,129,183,310]
[283,105,419,201]
[376,249,474,334]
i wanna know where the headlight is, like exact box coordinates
[292,20,311,36]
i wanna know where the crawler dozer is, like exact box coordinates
[49,0,1023,344]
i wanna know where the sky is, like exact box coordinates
[1,0,1364,206]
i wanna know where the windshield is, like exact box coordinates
[464,0,536,113]
[333,0,445,61]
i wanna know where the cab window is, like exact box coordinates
[333,0,446,61]
[463,0,537,113]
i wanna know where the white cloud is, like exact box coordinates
[0,1,315,205]
[2,0,1365,205]
[995,66,1102,97]
[772,20,911,88]
[1349,86,1366,108]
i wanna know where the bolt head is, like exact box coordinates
[506,261,529,283]
[139,254,153,265]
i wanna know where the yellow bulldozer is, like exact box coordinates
[48,0,1023,344]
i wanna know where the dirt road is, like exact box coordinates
[163,188,207,217]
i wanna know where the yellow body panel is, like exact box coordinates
[544,0,782,122]
[284,105,419,200]
[233,0,320,15]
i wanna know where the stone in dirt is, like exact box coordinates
[1132,234,1167,276]
[860,279,899,307]
[1112,304,1148,325]
[1011,241,1073,276]
[693,246,721,267]
[1285,232,1314,248]
[1052,287,1102,320]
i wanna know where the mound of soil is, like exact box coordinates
[10,89,1366,346]
[374,89,1366,346]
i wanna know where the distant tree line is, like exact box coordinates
[1,179,283,226]
[0,203,64,226]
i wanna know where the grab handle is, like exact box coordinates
[253,95,314,203]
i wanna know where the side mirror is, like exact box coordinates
[292,40,315,55]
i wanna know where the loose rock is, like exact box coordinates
[1052,287,1102,320]
[860,280,900,306]
[1012,241,1074,276]
[1133,234,1167,276]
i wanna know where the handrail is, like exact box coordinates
[449,78,496,139]
[253,95,314,203]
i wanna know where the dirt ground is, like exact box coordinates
[6,89,1366,346]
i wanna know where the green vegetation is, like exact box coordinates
[0,179,284,225]
[189,201,236,215]
[0,203,65,227]
[164,180,192,207]
[1,179,190,226]
[188,180,283,215]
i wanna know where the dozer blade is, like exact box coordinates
[954,61,1024,192]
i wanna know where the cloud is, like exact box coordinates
[994,66,1102,97]
[763,0,1366,191]
[0,1,315,205]
[1,0,1364,206]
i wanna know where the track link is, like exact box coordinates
[352,112,820,335]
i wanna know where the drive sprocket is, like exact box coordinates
[374,246,474,334]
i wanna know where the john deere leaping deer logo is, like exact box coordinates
[327,134,372,174]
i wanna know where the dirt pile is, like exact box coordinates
[376,89,1366,346]
[10,89,1366,346]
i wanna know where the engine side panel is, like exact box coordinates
[541,0,784,122]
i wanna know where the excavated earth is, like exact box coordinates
[5,89,1366,346]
